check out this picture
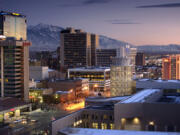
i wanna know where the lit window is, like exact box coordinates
[121,118,126,124]
[110,123,114,130]
[92,123,98,129]
[133,117,140,124]
[149,121,154,126]
[101,123,107,129]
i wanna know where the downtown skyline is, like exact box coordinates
[0,0,180,45]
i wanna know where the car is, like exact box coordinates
[31,119,38,123]
[13,119,22,123]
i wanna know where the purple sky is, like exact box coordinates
[1,0,180,45]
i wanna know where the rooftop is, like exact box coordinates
[158,96,180,104]
[59,128,179,135]
[85,105,114,111]
[137,79,180,83]
[86,96,129,103]
[49,78,86,82]
[0,11,26,17]
[121,89,161,103]
[68,67,110,72]
[0,97,30,112]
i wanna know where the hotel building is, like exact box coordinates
[0,11,31,101]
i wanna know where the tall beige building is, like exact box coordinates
[110,57,133,96]
[0,11,31,102]
[60,28,99,69]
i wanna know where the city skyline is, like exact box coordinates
[1,0,180,46]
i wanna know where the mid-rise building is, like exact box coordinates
[29,66,49,81]
[47,79,89,102]
[110,57,133,97]
[96,49,116,67]
[136,52,145,66]
[162,55,180,80]
[60,28,99,69]
[0,11,31,102]
[68,67,110,96]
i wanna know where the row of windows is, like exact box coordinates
[82,114,114,121]
[92,122,114,130]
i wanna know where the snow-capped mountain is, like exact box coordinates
[27,23,63,51]
[137,44,180,54]
[27,23,131,51]
[27,23,180,54]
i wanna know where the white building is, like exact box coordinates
[29,66,49,81]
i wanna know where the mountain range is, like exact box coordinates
[27,23,180,54]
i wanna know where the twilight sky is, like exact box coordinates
[1,0,180,45]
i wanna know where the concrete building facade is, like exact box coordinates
[30,66,49,81]
[110,57,133,97]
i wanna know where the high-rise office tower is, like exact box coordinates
[60,28,99,69]
[136,52,145,66]
[0,11,31,102]
[162,55,180,80]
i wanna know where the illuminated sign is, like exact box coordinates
[12,13,20,16]
[23,41,31,46]
[10,108,15,111]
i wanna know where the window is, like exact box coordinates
[110,116,113,121]
[92,123,98,129]
[148,125,155,131]
[92,114,94,120]
[110,123,114,130]
[167,125,175,132]
[101,123,107,130]
[103,114,107,120]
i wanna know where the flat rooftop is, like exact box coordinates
[49,78,86,82]
[0,97,30,112]
[121,89,161,103]
[158,96,180,104]
[136,79,180,89]
[59,128,179,135]
[86,96,129,103]
[137,79,180,83]
[68,67,110,72]
[85,105,114,111]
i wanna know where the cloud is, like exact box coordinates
[83,0,111,5]
[137,3,180,8]
[58,0,111,8]
[58,4,80,7]
[106,19,141,25]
